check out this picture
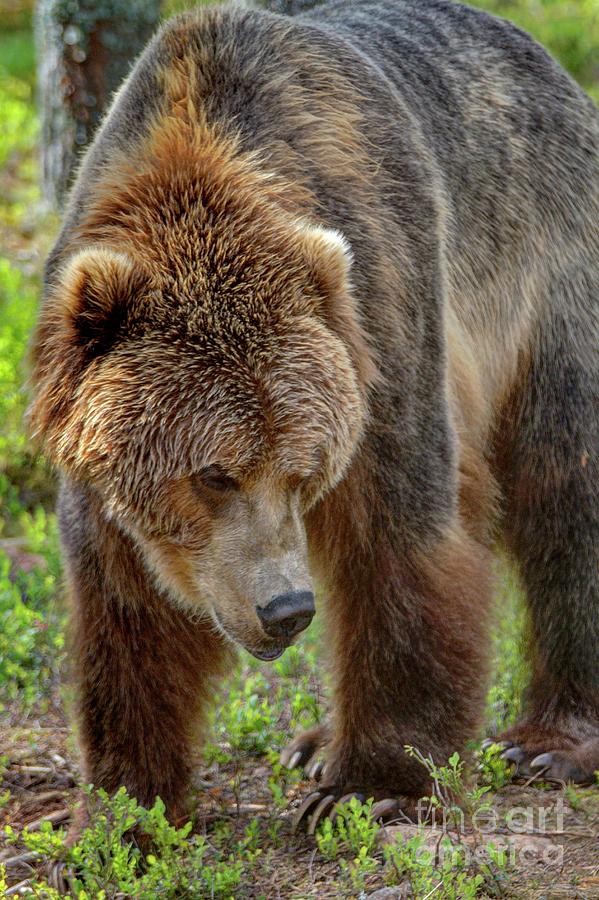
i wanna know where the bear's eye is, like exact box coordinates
[192,466,239,494]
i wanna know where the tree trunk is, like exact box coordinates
[36,0,161,209]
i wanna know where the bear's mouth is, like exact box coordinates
[249,645,286,662]
[211,610,289,661]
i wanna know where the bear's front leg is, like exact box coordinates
[292,496,493,831]
[59,483,231,830]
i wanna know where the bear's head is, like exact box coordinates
[29,216,376,660]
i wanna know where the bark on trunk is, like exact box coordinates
[36,0,161,209]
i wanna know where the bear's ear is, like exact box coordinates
[28,247,150,455]
[297,224,353,302]
[52,247,149,359]
[297,223,378,390]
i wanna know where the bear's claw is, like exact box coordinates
[293,789,366,833]
[292,790,326,832]
[292,788,404,834]
[47,861,77,895]
[306,794,337,834]
[484,734,598,784]
[500,746,526,766]
[286,750,303,770]
[280,724,328,773]
[527,750,590,783]
[306,759,326,781]
[529,752,552,770]
[370,798,402,821]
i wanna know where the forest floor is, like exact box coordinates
[2,665,599,898]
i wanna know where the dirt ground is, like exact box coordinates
[2,698,598,899]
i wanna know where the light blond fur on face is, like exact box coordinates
[140,475,314,655]
[29,240,369,656]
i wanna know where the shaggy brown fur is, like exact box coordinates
[59,486,232,821]
[29,0,599,823]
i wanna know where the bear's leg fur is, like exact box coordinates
[295,466,494,824]
[496,268,599,782]
[59,483,230,826]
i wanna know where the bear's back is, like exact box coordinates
[302,0,598,264]
[50,0,598,340]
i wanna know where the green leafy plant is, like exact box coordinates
[205,634,322,764]
[405,747,493,836]
[0,863,8,897]
[383,832,487,899]
[6,787,244,899]
[0,71,37,168]
[477,742,513,792]
[316,797,381,894]
[210,671,278,756]
[486,563,528,731]
[0,523,64,713]
[316,796,379,860]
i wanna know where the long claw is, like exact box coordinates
[279,747,292,767]
[47,861,76,893]
[292,790,324,833]
[280,746,303,769]
[307,794,336,835]
[280,726,328,773]
[307,759,325,781]
[528,752,586,783]
[371,798,400,822]
[501,746,525,765]
[288,751,303,770]
[530,752,553,771]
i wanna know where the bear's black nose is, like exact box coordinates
[257,591,315,641]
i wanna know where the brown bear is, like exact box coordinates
[29,0,599,831]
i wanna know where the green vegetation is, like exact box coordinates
[311,758,514,897]
[0,511,63,713]
[475,0,599,101]
[5,788,246,899]
[1,2,598,897]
